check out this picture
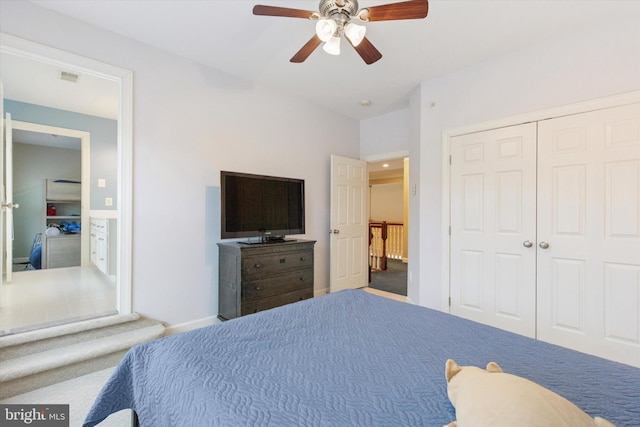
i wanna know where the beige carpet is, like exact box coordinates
[1,367,131,427]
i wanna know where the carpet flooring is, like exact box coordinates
[369,259,408,296]
[2,367,130,427]
[0,314,165,400]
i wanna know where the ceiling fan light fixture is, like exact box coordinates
[315,18,337,42]
[344,22,366,46]
[323,36,341,55]
[253,0,429,65]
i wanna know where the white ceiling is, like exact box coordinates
[0,50,120,120]
[18,0,639,121]
[13,129,81,150]
[369,157,404,172]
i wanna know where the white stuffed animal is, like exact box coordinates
[444,359,616,427]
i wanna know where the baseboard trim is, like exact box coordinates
[164,316,220,336]
[314,288,329,297]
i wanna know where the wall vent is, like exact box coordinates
[58,71,79,83]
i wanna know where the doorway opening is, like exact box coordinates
[1,122,117,334]
[367,157,409,297]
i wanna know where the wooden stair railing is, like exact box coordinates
[369,221,403,276]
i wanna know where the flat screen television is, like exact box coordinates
[220,171,305,243]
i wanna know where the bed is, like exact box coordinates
[84,289,640,426]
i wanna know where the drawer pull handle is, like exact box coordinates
[254,264,261,268]
[300,257,305,261]
[255,286,261,291]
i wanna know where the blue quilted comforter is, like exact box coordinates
[84,290,640,426]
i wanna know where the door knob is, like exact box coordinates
[331,229,340,234]
[523,240,533,248]
[539,241,550,249]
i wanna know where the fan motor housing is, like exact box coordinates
[319,0,359,17]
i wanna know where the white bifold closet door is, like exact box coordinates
[450,103,640,367]
[450,122,538,338]
[537,103,640,367]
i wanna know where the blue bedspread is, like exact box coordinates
[84,290,640,426]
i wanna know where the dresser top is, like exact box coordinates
[218,239,316,250]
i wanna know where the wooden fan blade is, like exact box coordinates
[253,5,317,19]
[349,37,383,65]
[361,0,429,22]
[290,35,322,63]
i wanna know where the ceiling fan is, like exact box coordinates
[253,0,429,65]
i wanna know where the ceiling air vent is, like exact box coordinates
[58,70,79,83]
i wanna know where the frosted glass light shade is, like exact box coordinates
[344,22,366,46]
[316,19,338,42]
[323,36,341,55]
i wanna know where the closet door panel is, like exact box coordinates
[537,103,640,367]
[450,123,537,338]
[605,160,639,258]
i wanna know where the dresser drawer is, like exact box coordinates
[242,268,313,301]
[241,288,313,315]
[218,240,316,321]
[241,250,313,281]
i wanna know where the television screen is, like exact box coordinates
[220,171,305,242]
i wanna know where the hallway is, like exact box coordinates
[369,259,407,296]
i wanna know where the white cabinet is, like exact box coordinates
[450,103,640,367]
[90,217,114,276]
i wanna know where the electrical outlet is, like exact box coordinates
[105,197,113,207]
[98,179,106,188]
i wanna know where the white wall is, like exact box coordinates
[360,108,410,160]
[1,2,360,327]
[370,183,403,222]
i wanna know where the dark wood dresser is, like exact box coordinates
[217,239,316,320]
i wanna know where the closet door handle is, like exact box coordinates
[539,241,550,249]
[523,240,533,248]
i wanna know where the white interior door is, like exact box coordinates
[450,123,537,337]
[330,155,368,292]
[3,112,16,282]
[537,103,640,367]
[0,82,4,284]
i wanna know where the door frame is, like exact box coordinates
[441,90,640,313]
[1,33,134,315]
[365,151,410,287]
